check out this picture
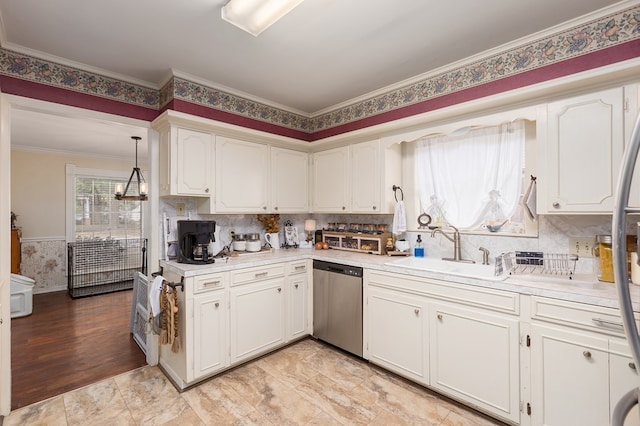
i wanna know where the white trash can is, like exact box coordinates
[10,274,34,318]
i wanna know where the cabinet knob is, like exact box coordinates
[295,284,299,289]
[372,205,377,210]
[278,288,282,292]
[414,309,420,316]
[342,206,346,210]
[214,302,219,308]
[263,206,267,210]
[205,188,209,193]
[583,351,592,359]
[552,202,560,209]
[274,206,278,211]
[630,362,637,370]
[437,314,443,320]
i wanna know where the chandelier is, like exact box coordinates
[114,136,147,201]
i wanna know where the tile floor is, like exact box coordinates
[4,339,507,425]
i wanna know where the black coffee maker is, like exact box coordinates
[177,220,216,264]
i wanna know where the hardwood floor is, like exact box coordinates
[10,289,147,410]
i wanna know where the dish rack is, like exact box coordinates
[496,251,579,279]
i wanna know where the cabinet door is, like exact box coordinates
[544,87,623,212]
[287,274,308,341]
[216,137,269,212]
[176,128,214,196]
[193,291,228,379]
[610,340,640,426]
[351,140,381,213]
[312,146,350,212]
[230,278,286,364]
[531,324,609,426]
[271,147,309,213]
[430,303,520,423]
[367,286,428,385]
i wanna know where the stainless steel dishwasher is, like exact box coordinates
[313,260,363,357]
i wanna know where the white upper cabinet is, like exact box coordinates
[312,146,350,212]
[351,140,381,213]
[312,140,400,213]
[271,147,309,213]
[216,136,270,213]
[539,87,624,213]
[158,126,214,197]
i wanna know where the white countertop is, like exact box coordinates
[159,248,640,312]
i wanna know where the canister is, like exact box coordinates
[594,235,613,282]
[232,234,246,251]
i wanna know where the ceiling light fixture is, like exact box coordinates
[221,0,304,36]
[115,136,148,201]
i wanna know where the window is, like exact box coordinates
[414,120,535,235]
[66,165,143,242]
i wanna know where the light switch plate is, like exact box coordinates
[176,202,185,216]
[568,236,595,258]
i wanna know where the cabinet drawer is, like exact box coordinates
[287,260,308,275]
[531,297,639,336]
[367,270,519,315]
[232,264,286,286]
[193,273,228,294]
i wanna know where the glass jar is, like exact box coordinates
[594,235,613,282]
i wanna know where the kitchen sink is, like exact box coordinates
[386,256,507,281]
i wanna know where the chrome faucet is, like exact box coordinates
[430,224,475,263]
[479,247,490,265]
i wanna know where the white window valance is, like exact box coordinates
[415,120,525,230]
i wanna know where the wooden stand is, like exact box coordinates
[322,231,392,255]
[11,228,21,274]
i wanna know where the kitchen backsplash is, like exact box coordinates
[160,198,622,276]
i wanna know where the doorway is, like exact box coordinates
[3,94,159,412]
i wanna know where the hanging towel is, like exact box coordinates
[149,275,164,335]
[522,176,537,221]
[392,200,407,235]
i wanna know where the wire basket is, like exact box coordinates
[496,251,579,278]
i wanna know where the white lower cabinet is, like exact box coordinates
[530,324,610,426]
[367,286,428,385]
[159,271,230,390]
[430,303,520,423]
[193,290,228,378]
[365,270,520,424]
[610,340,640,426]
[230,278,286,364]
[287,261,310,341]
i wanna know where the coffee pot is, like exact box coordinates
[177,220,216,264]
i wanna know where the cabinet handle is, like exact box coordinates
[214,302,219,308]
[583,351,592,359]
[277,288,282,293]
[414,309,420,316]
[592,317,624,330]
[437,314,443,320]
[630,362,637,370]
[255,272,268,278]
[295,284,299,289]
[203,280,220,286]
[552,202,560,209]
[294,265,305,271]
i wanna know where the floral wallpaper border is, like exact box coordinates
[0,4,638,135]
[0,49,159,110]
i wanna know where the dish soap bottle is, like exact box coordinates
[414,235,425,257]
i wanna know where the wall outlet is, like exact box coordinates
[176,202,185,216]
[568,237,595,258]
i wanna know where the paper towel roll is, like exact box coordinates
[631,252,640,285]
